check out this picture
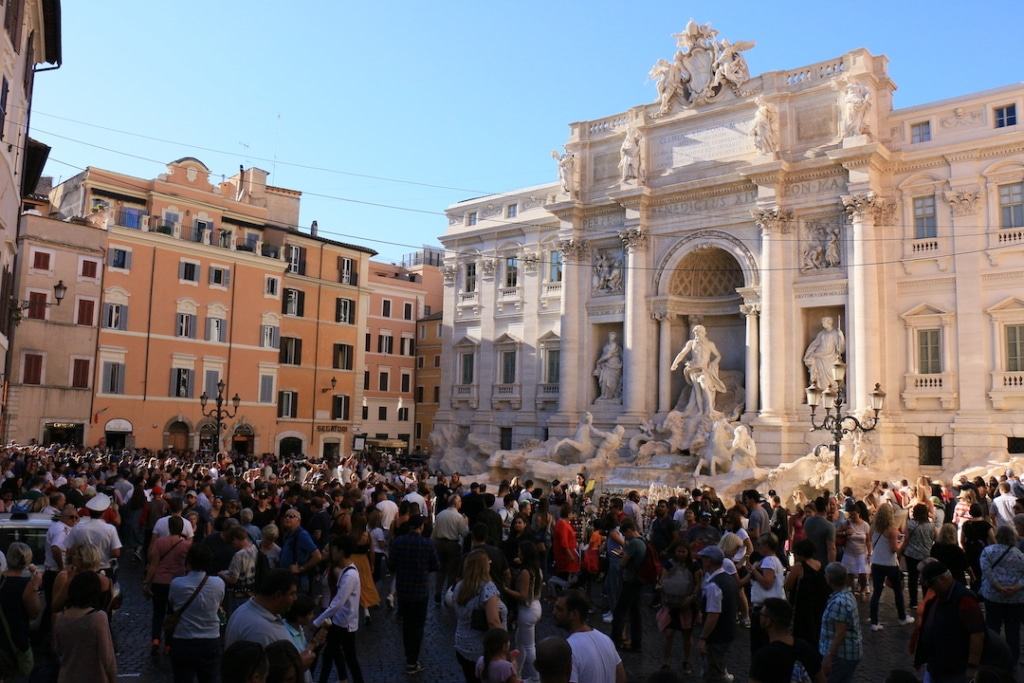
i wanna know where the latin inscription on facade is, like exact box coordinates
[652,112,755,170]
[782,177,843,198]
[592,152,619,182]
[649,189,757,218]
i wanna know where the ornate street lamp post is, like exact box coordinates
[200,379,240,456]
[10,280,67,324]
[805,358,886,496]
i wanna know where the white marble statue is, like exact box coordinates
[551,149,575,193]
[592,250,624,294]
[649,57,684,116]
[711,38,754,91]
[804,317,846,391]
[841,81,872,137]
[730,425,758,470]
[547,411,601,461]
[619,127,641,183]
[750,97,778,155]
[593,332,624,401]
[671,325,726,417]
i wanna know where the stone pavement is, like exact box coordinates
[112,557,920,682]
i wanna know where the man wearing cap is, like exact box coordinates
[913,559,988,682]
[697,545,738,682]
[67,492,122,570]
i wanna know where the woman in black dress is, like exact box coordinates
[959,503,995,592]
[783,539,829,650]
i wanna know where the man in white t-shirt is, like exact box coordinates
[553,590,625,683]
[66,494,122,570]
[152,498,195,541]
[403,484,428,517]
[373,489,399,531]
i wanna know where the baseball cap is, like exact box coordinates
[697,545,724,562]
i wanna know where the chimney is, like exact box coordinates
[235,165,245,202]
[310,220,318,237]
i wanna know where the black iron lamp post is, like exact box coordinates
[10,280,67,323]
[200,379,240,455]
[805,357,886,495]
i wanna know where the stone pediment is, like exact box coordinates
[493,332,520,346]
[537,330,560,344]
[453,335,479,348]
[986,296,1024,314]
[900,303,952,321]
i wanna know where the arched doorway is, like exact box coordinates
[198,422,219,455]
[167,421,190,454]
[279,436,303,459]
[232,424,254,455]
[104,418,133,451]
[656,242,752,417]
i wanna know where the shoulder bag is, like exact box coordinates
[163,574,208,645]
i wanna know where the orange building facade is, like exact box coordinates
[50,158,376,458]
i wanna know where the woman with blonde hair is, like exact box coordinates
[952,489,974,532]
[52,543,112,614]
[450,548,507,682]
[869,503,912,631]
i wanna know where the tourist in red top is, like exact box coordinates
[553,503,580,578]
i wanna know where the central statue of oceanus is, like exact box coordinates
[670,325,726,416]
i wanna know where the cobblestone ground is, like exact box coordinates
[112,557,919,682]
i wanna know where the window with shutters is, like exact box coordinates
[80,259,98,279]
[219,230,233,249]
[363,370,370,391]
[335,298,355,324]
[208,266,230,288]
[338,257,356,285]
[31,250,51,271]
[362,405,369,420]
[76,299,96,326]
[207,318,227,343]
[415,386,424,402]
[913,196,937,239]
[404,302,413,320]
[278,391,298,418]
[22,353,42,385]
[265,276,279,297]
[287,245,305,275]
[378,334,394,355]
[283,289,304,316]
[364,332,371,352]
[382,299,392,318]
[433,386,440,403]
[103,304,127,330]
[102,361,125,394]
[203,369,220,397]
[259,375,275,403]
[378,406,387,420]
[26,291,47,319]
[331,395,350,420]
[71,358,90,389]
[193,219,212,242]
[280,337,302,365]
[398,407,409,422]
[433,355,441,368]
[109,248,131,270]
[179,260,199,283]
[1007,324,1024,372]
[378,371,389,391]
[917,329,942,374]
[260,325,280,349]
[170,368,193,398]
[1000,182,1024,229]
[175,313,196,338]
[401,373,411,393]
[417,356,424,369]
[333,343,354,370]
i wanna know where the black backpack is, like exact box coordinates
[253,550,272,593]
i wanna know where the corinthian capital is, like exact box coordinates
[558,238,590,262]
[842,192,896,225]
[618,228,647,252]
[944,189,981,217]
[751,207,792,234]
[739,303,761,317]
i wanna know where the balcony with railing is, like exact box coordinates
[542,281,563,298]
[990,370,1024,409]
[902,372,956,409]
[498,285,521,301]
[992,226,1024,250]
[339,272,359,286]
[115,208,146,229]
[451,383,478,408]
[492,383,521,408]
[458,290,479,305]
[536,382,560,406]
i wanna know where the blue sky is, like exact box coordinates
[34,2,1023,261]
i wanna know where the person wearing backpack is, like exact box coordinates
[749,598,824,683]
[611,518,646,652]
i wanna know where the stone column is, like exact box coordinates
[752,208,791,417]
[557,238,590,417]
[842,193,891,413]
[740,303,760,415]
[656,312,673,413]
[620,228,649,416]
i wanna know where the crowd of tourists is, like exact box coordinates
[0,442,1022,683]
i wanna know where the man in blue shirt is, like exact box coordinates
[389,515,439,675]
[278,509,321,591]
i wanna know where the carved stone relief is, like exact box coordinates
[940,107,983,129]
[944,189,981,217]
[800,215,843,272]
[592,248,625,295]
